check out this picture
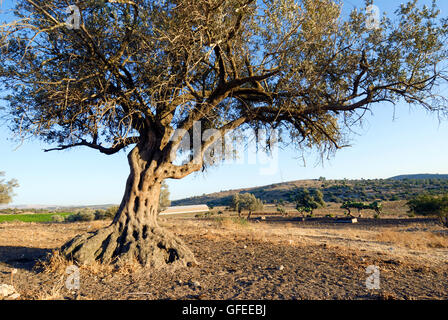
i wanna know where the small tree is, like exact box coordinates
[276,204,286,216]
[341,200,383,218]
[341,201,365,217]
[0,171,19,205]
[231,193,263,219]
[408,194,448,228]
[231,194,242,217]
[159,181,171,213]
[294,189,325,217]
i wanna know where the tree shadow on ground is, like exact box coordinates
[0,246,52,271]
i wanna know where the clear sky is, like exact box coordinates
[1,0,448,206]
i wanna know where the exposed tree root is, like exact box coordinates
[61,225,197,269]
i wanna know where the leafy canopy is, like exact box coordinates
[0,0,447,175]
[293,188,325,214]
[231,193,264,212]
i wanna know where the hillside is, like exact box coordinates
[172,176,448,207]
[389,174,448,180]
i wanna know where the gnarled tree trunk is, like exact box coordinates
[61,143,197,268]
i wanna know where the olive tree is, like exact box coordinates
[293,188,325,216]
[1,0,448,267]
[231,193,264,219]
[341,200,383,218]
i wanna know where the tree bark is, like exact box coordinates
[61,144,197,268]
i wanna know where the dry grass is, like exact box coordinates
[375,230,448,249]
[37,250,74,274]
[2,217,447,282]
[212,217,251,230]
[0,220,109,249]
[33,278,66,300]
[38,249,143,277]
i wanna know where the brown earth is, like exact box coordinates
[0,216,447,300]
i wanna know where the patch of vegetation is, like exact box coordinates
[65,207,117,222]
[292,188,325,217]
[408,194,448,228]
[0,212,72,223]
[65,211,96,222]
[51,215,65,223]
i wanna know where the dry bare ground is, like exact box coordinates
[0,216,447,300]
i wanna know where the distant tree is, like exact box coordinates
[276,204,286,216]
[231,193,263,219]
[294,188,325,217]
[159,181,171,212]
[341,200,383,218]
[368,201,383,219]
[341,201,365,217]
[0,172,19,205]
[408,194,448,228]
[231,194,242,217]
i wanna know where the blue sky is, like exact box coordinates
[1,0,448,206]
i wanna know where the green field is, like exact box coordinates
[0,212,72,223]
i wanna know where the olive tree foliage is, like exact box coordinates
[293,188,325,216]
[1,0,447,161]
[0,0,447,267]
[231,193,264,218]
[0,171,19,205]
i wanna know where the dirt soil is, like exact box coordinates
[0,216,447,300]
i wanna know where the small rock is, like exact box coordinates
[243,245,248,249]
[7,293,20,300]
[0,284,19,300]
[278,265,284,271]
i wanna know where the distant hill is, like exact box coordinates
[172,176,448,207]
[388,174,448,180]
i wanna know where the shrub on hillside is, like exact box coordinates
[103,206,119,219]
[94,209,116,220]
[65,211,95,222]
[408,194,448,227]
[51,215,65,223]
